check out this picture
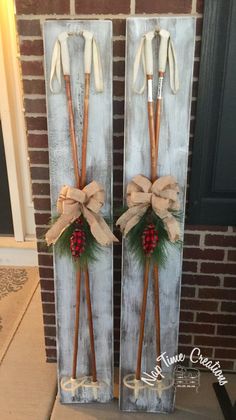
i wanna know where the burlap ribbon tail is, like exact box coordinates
[46,181,118,247]
[116,174,180,242]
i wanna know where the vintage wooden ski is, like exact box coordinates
[43,20,114,404]
[118,17,195,413]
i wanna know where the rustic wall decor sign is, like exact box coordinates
[43,20,114,404]
[119,17,195,413]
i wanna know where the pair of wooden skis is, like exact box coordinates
[49,30,101,395]
[122,29,179,397]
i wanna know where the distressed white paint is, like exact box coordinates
[119,17,195,413]
[43,21,113,404]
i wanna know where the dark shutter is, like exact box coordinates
[188,0,236,225]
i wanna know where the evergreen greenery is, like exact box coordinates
[47,215,101,269]
[126,208,182,268]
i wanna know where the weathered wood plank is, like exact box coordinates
[119,17,195,412]
[43,20,113,403]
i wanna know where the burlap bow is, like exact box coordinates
[46,181,118,246]
[116,175,180,242]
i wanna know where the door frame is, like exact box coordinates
[0,0,35,242]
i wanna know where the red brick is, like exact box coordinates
[113,184,123,199]
[215,348,236,359]
[28,134,48,148]
[40,279,54,291]
[41,291,55,303]
[75,0,130,14]
[113,81,124,97]
[20,39,43,56]
[182,260,198,272]
[191,358,233,371]
[43,314,56,325]
[205,234,236,247]
[178,334,192,344]
[23,79,45,95]
[181,286,195,298]
[191,100,197,117]
[114,168,123,184]
[113,40,125,57]
[179,322,215,334]
[29,150,49,165]
[224,277,236,288]
[43,303,55,314]
[183,247,224,261]
[186,225,229,232]
[17,19,41,36]
[26,117,47,131]
[113,19,126,36]
[201,262,236,275]
[113,119,124,134]
[32,182,50,196]
[180,311,194,322]
[46,348,57,358]
[199,288,236,300]
[38,254,53,266]
[181,299,218,311]
[39,267,54,278]
[194,335,236,348]
[228,250,236,261]
[196,0,204,13]
[25,98,46,114]
[192,81,199,98]
[113,61,125,78]
[196,312,235,324]
[34,212,51,225]
[196,18,203,36]
[44,325,56,337]
[34,197,51,211]
[21,60,44,76]
[184,233,200,246]
[135,0,192,13]
[217,325,236,336]
[30,166,49,180]
[37,241,48,253]
[194,40,201,58]
[221,301,236,313]
[15,0,70,14]
[182,274,220,287]
[45,336,56,346]
[113,100,124,115]
[113,135,124,151]
[179,345,213,358]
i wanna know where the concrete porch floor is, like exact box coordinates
[0,284,235,419]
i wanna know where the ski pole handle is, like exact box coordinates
[82,30,93,75]
[158,29,170,74]
[144,31,155,103]
[58,32,70,75]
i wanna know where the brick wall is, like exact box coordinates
[15,0,236,371]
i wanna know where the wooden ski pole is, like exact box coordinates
[56,34,82,380]
[135,32,155,381]
[153,30,170,373]
[81,31,97,383]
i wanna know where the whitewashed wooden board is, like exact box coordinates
[119,17,195,412]
[43,20,113,403]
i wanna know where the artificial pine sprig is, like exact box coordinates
[47,214,101,269]
[126,209,182,267]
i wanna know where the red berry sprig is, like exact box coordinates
[142,223,159,256]
[70,217,86,259]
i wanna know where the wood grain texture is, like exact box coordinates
[119,17,195,412]
[43,20,113,404]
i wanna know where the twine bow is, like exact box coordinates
[46,181,118,246]
[50,31,103,93]
[116,175,180,242]
[133,29,179,95]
